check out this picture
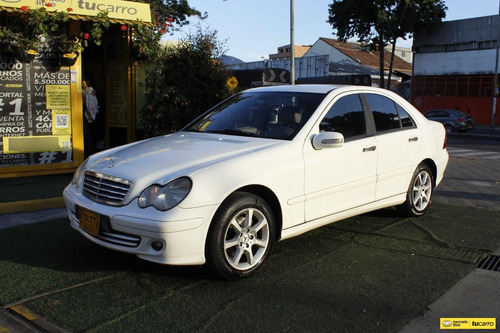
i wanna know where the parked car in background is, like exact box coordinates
[64,85,449,280]
[423,109,475,133]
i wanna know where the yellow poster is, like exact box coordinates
[0,0,151,24]
[3,135,72,153]
[46,85,71,110]
[52,110,72,135]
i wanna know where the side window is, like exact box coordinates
[365,94,400,132]
[396,104,416,128]
[319,94,366,139]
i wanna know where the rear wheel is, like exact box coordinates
[399,163,434,217]
[206,192,275,280]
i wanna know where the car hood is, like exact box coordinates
[86,132,280,192]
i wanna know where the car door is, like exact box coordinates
[303,93,377,222]
[364,93,423,200]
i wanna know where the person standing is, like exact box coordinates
[82,79,99,157]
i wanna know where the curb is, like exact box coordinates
[0,198,65,215]
[0,305,68,333]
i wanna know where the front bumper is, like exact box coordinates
[63,185,218,266]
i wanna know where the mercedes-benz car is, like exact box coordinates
[64,85,449,280]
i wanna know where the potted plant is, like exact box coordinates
[52,10,110,66]
[0,6,44,62]
[0,25,16,55]
[1,3,110,64]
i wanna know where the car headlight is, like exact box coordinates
[71,158,88,189]
[138,177,192,211]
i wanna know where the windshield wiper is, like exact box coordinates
[205,129,258,137]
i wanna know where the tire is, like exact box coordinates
[206,192,275,280]
[445,125,453,134]
[399,163,434,217]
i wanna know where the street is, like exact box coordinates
[433,131,499,211]
[448,135,500,154]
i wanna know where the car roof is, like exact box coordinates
[245,84,342,94]
[244,84,398,95]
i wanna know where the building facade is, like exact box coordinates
[230,38,411,88]
[269,44,311,60]
[412,15,499,126]
[0,0,152,177]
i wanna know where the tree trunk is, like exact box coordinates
[387,40,397,89]
[378,37,385,88]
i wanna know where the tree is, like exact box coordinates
[134,0,204,27]
[139,28,235,138]
[328,0,446,88]
[130,0,205,59]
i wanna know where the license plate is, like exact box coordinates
[79,208,100,237]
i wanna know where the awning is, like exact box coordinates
[0,0,151,24]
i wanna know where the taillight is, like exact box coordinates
[458,117,465,123]
[443,134,447,149]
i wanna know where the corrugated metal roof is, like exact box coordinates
[320,38,412,74]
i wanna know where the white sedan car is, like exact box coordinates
[64,85,448,279]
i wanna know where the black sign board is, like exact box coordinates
[0,16,73,168]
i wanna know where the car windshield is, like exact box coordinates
[183,91,326,140]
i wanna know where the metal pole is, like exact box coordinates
[492,2,500,128]
[290,0,295,85]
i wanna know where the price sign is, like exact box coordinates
[0,17,74,168]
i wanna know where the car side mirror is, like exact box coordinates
[312,132,345,150]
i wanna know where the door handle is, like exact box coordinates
[408,137,419,142]
[363,146,376,152]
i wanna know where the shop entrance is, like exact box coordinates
[81,24,132,156]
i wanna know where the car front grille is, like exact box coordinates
[83,171,132,206]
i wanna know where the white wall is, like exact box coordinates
[307,40,353,64]
[413,49,499,75]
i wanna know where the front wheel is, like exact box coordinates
[206,192,275,280]
[398,163,434,217]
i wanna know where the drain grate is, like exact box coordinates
[476,255,500,272]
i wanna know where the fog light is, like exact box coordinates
[151,241,164,251]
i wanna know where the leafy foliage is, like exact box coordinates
[139,28,236,138]
[129,0,205,60]
[1,0,202,58]
[328,0,447,88]
[0,5,110,53]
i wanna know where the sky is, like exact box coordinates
[167,0,500,62]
